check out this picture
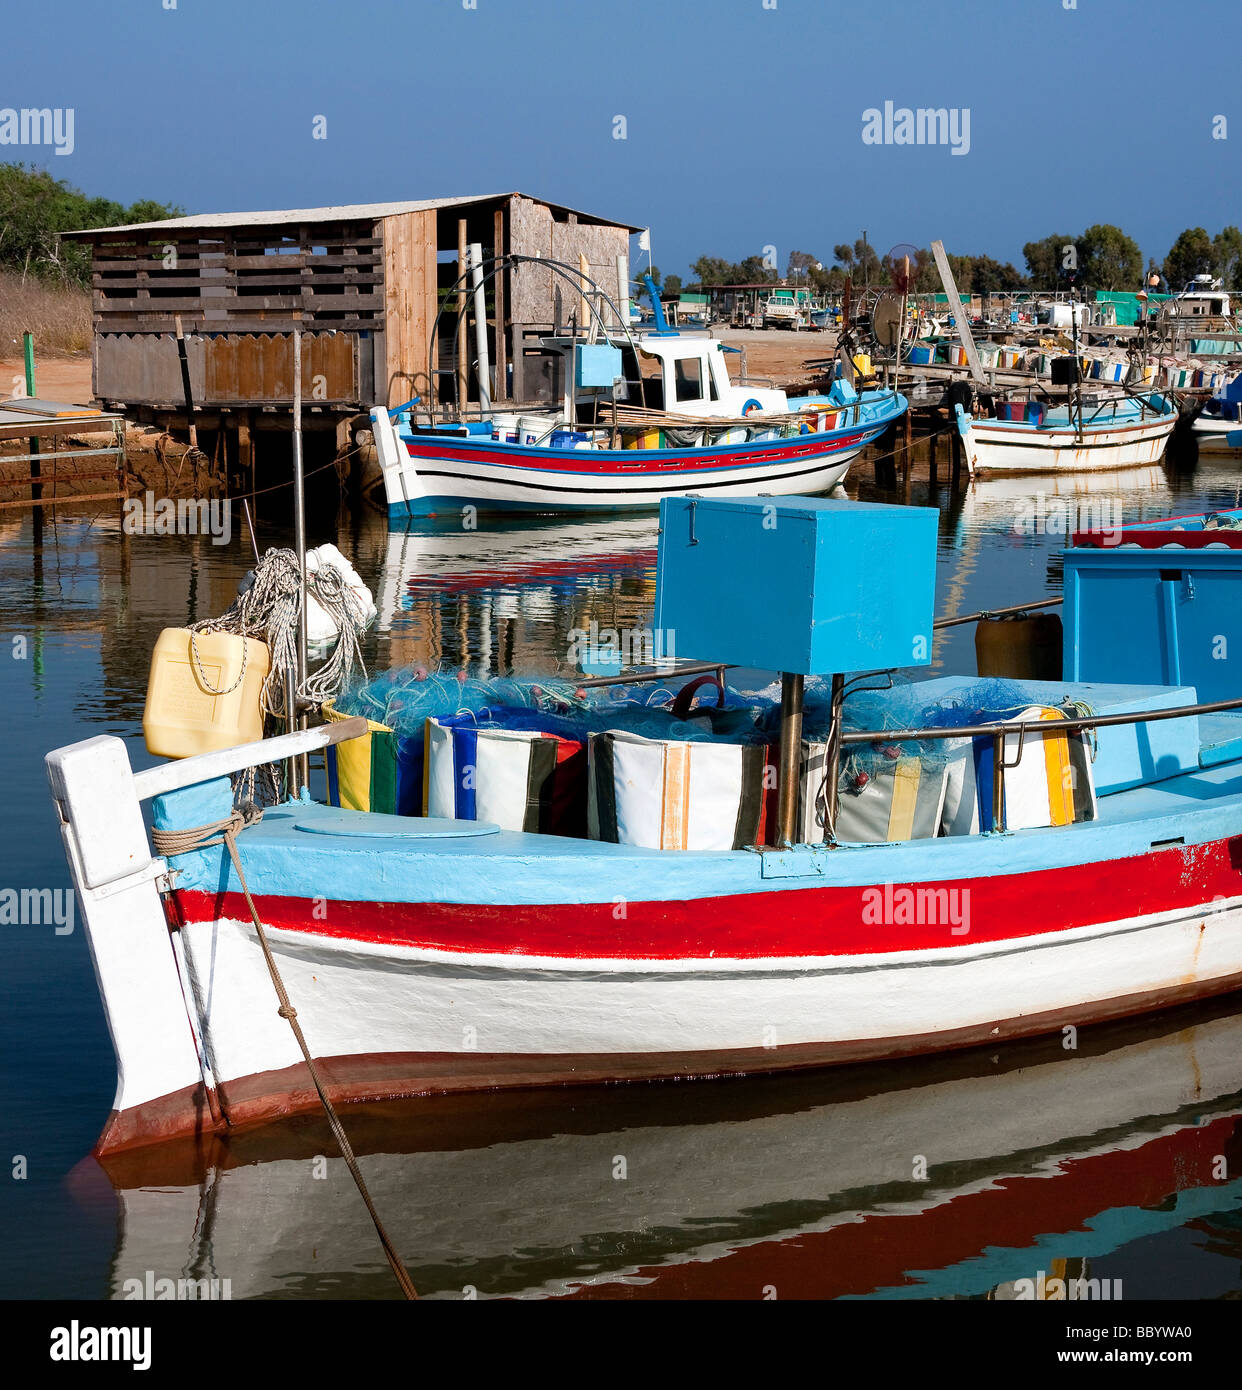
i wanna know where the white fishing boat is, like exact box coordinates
[44,495,1242,1158]
[955,388,1178,475]
[371,289,904,515]
[1191,374,1242,453]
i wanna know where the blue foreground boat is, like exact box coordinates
[44,496,1242,1154]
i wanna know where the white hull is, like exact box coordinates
[1191,417,1242,453]
[383,447,856,513]
[157,894,1242,1123]
[963,414,1177,475]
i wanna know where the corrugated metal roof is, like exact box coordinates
[64,192,643,237]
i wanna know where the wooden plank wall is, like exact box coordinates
[94,332,359,408]
[380,210,437,407]
[90,224,384,333]
[509,195,629,328]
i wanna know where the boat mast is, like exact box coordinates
[291,327,309,794]
[1069,288,1083,444]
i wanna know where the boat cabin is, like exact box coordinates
[1166,275,1232,319]
[528,330,789,420]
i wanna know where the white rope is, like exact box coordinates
[192,547,369,718]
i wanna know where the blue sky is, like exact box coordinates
[6,0,1241,280]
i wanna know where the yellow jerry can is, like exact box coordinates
[142,628,271,758]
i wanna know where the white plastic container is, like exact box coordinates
[143,628,271,758]
[490,412,521,443]
[518,416,554,447]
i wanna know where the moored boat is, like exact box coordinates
[371,319,905,515]
[45,495,1242,1155]
[955,381,1178,475]
[1191,373,1242,453]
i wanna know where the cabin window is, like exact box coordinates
[675,358,705,402]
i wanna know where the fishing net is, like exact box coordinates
[333,666,778,744]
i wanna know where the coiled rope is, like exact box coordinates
[191,548,369,718]
[152,808,417,1300]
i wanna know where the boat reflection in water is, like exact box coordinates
[365,513,660,674]
[76,997,1242,1300]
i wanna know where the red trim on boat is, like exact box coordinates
[168,838,1242,960]
[403,434,871,476]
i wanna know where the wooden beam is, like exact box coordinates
[493,207,507,400]
[456,218,469,407]
[930,240,987,386]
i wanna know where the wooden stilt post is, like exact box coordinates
[776,672,805,847]
[493,208,507,401]
[456,219,469,408]
[902,405,914,501]
[873,420,897,488]
[238,412,253,509]
[950,416,963,488]
[928,420,938,485]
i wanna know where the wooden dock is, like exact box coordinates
[0,398,127,511]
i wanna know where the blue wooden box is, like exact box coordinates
[1064,520,1242,703]
[655,496,938,675]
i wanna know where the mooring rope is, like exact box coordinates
[191,547,369,718]
[153,809,418,1300]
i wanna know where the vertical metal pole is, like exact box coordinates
[824,671,846,840]
[991,731,1006,833]
[617,252,630,332]
[776,671,805,847]
[456,219,469,410]
[23,332,41,509]
[1070,291,1083,443]
[291,329,309,794]
[174,314,198,451]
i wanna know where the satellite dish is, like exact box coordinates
[885,244,921,294]
[871,291,904,355]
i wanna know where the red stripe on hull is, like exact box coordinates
[168,837,1242,959]
[404,435,871,477]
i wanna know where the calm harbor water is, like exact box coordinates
[3,450,1242,1300]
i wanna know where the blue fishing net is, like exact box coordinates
[799,675,1044,788]
[337,669,1069,770]
[334,667,777,744]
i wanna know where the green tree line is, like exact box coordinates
[0,162,181,287]
[680,224,1242,296]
